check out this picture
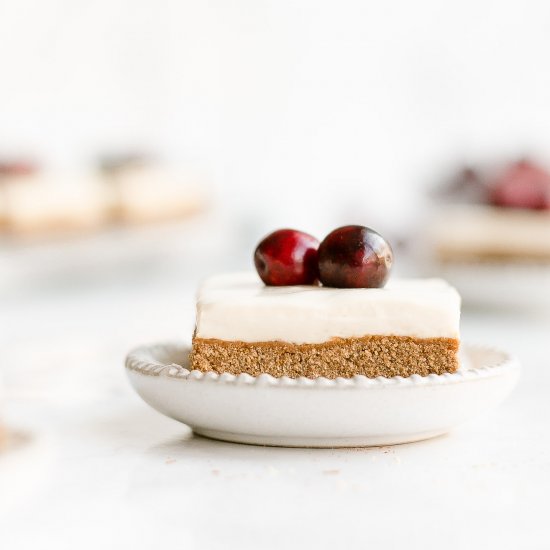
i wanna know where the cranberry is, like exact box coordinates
[254,229,320,286]
[318,225,393,288]
[489,160,550,210]
[0,160,37,177]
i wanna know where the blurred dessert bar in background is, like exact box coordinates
[0,159,37,230]
[430,159,550,264]
[2,170,108,236]
[100,154,205,225]
[432,204,550,263]
[0,154,207,239]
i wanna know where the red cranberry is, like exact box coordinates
[489,160,550,210]
[254,229,319,286]
[0,160,37,177]
[318,225,393,288]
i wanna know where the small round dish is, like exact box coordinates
[125,342,520,448]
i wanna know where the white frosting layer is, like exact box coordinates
[195,272,461,344]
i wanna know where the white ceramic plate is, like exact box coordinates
[125,342,520,448]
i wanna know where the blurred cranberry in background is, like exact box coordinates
[489,159,550,210]
[0,159,38,178]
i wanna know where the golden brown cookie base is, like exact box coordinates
[190,336,460,379]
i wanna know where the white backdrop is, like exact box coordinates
[1,0,550,236]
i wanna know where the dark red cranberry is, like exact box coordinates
[318,225,393,288]
[489,160,550,210]
[254,229,319,286]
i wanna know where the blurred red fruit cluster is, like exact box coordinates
[439,159,550,210]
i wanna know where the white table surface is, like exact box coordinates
[1,251,549,550]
